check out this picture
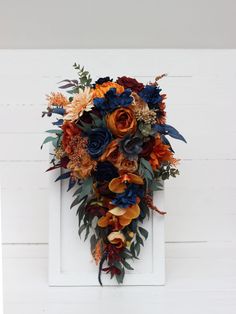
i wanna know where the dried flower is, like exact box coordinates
[135,108,157,124]
[46,92,69,107]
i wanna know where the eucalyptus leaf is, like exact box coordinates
[139,227,148,240]
[121,259,134,270]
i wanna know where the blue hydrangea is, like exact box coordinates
[138,85,162,108]
[112,184,144,208]
[93,88,133,115]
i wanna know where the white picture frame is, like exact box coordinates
[48,154,165,287]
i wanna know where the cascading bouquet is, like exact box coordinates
[42,63,186,285]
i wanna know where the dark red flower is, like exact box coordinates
[140,137,156,158]
[116,76,144,93]
[105,243,123,264]
[102,265,121,276]
[85,203,107,218]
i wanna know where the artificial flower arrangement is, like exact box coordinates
[42,63,186,285]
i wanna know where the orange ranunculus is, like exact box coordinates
[107,231,126,248]
[93,82,124,98]
[149,136,178,170]
[106,107,137,138]
[109,173,144,193]
[61,121,80,154]
[99,139,124,167]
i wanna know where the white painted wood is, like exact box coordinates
[3,243,236,314]
[49,164,165,286]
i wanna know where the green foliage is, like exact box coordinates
[115,267,125,284]
[138,226,148,240]
[73,63,92,90]
[41,129,62,149]
[121,259,134,270]
[70,177,93,209]
[138,157,155,190]
[139,200,150,219]
[156,163,180,180]
[149,178,164,191]
[77,113,105,134]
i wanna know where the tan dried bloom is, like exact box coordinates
[46,92,69,107]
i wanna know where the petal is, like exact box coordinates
[97,213,111,227]
[109,177,126,193]
[108,231,125,243]
[128,173,144,185]
[118,216,132,227]
[122,204,140,219]
[109,207,127,216]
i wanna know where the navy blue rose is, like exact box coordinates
[138,85,162,108]
[94,161,119,182]
[93,88,133,116]
[87,127,112,159]
[120,135,143,160]
[112,184,144,208]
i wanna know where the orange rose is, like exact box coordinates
[106,107,137,138]
[68,151,97,179]
[93,82,124,98]
[99,139,124,167]
[119,159,138,173]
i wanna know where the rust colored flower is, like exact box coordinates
[149,136,178,170]
[117,204,140,227]
[116,76,144,93]
[107,231,126,248]
[98,204,140,229]
[61,122,80,155]
[69,151,97,179]
[119,159,138,173]
[106,107,137,138]
[98,203,141,229]
[97,212,122,230]
[99,139,124,167]
[46,92,69,108]
[93,81,124,98]
[109,173,144,194]
[92,239,103,265]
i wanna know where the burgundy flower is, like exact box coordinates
[105,243,123,264]
[116,76,144,93]
[140,137,156,158]
[85,203,107,218]
[103,265,121,276]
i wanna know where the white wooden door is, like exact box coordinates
[49,151,165,286]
